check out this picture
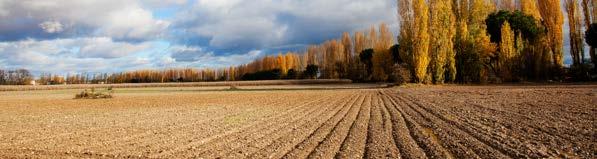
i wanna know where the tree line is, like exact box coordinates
[397,0,596,84]
[0,69,33,85]
[2,0,596,85]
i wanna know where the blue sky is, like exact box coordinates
[0,0,398,75]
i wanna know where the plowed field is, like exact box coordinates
[0,85,595,158]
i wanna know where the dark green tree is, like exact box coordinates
[389,44,402,64]
[586,23,597,47]
[359,49,374,75]
[486,10,541,43]
[587,23,597,69]
[304,65,319,79]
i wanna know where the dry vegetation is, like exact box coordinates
[0,79,351,91]
[0,85,595,158]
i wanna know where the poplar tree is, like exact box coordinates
[521,0,541,20]
[372,23,394,81]
[538,0,565,68]
[413,0,431,83]
[500,21,515,80]
[430,0,456,83]
[581,0,596,68]
[567,0,585,66]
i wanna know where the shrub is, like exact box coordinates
[304,65,319,79]
[392,63,412,85]
[74,87,113,99]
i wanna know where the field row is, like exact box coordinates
[0,85,594,158]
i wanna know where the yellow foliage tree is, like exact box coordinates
[413,0,431,83]
[500,21,515,81]
[567,0,585,66]
[521,0,542,20]
[372,23,394,81]
[277,53,287,75]
[430,0,456,83]
[353,32,366,55]
[538,0,565,68]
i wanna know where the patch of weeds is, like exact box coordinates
[229,85,240,90]
[74,87,114,99]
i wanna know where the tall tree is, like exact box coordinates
[521,0,541,20]
[500,21,516,80]
[499,0,515,11]
[581,0,596,68]
[413,0,431,83]
[341,32,353,64]
[353,32,366,55]
[277,54,287,75]
[430,0,457,83]
[567,0,585,66]
[398,0,414,74]
[372,23,394,81]
[538,0,565,68]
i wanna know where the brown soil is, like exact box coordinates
[0,85,594,158]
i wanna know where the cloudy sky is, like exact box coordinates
[0,0,588,75]
[0,0,398,75]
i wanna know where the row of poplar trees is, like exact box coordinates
[17,0,597,85]
[234,24,398,82]
[398,0,596,84]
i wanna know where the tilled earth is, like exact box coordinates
[0,85,595,158]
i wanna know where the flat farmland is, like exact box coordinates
[0,85,595,158]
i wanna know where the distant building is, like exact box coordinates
[29,80,36,85]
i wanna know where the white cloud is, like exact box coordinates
[0,37,157,74]
[167,45,263,68]
[142,0,187,8]
[0,0,399,74]
[78,37,152,58]
[38,20,64,33]
[0,0,169,40]
[175,0,397,50]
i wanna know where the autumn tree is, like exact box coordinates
[499,0,515,11]
[453,0,496,83]
[521,0,541,20]
[429,0,456,83]
[499,21,516,81]
[371,23,394,81]
[412,0,431,83]
[277,53,288,75]
[342,32,353,63]
[581,0,596,68]
[538,0,565,68]
[398,0,414,79]
[567,0,585,66]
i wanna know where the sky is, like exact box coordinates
[0,0,398,75]
[0,0,587,75]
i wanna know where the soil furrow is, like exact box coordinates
[93,95,296,156]
[378,91,428,159]
[334,92,373,159]
[4,94,271,150]
[383,90,459,159]
[386,91,480,158]
[150,94,338,158]
[418,92,585,158]
[393,92,511,159]
[400,92,532,158]
[302,93,365,158]
[246,93,361,159]
[408,93,551,158]
[185,93,351,158]
[363,90,400,159]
